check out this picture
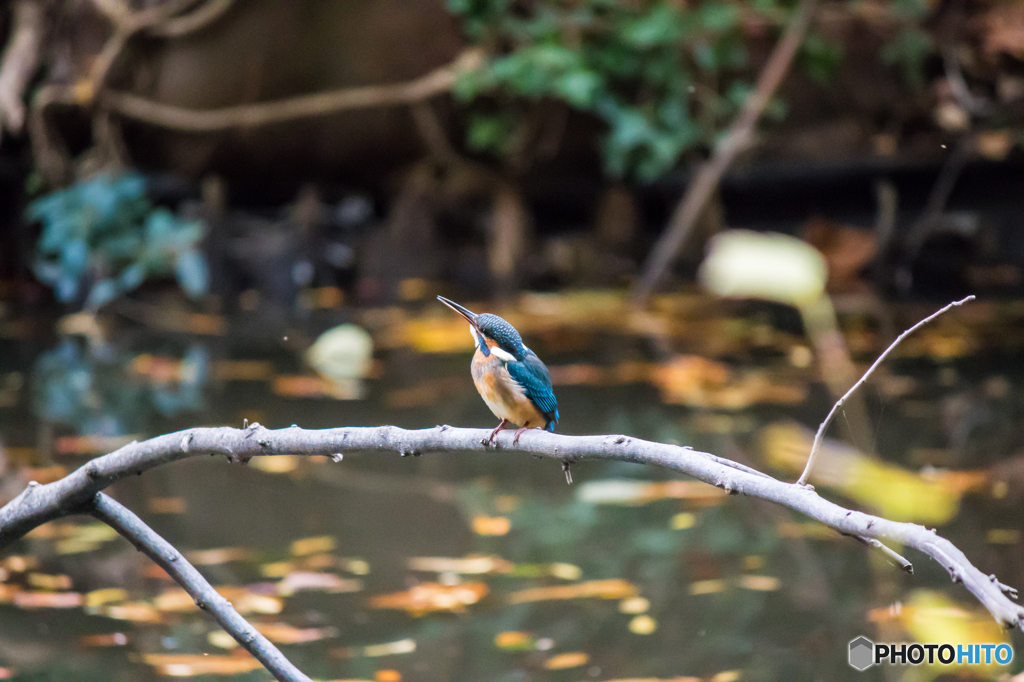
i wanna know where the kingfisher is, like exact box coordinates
[438,296,559,446]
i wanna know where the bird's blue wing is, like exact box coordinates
[506,351,559,428]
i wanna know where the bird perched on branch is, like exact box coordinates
[437,296,559,446]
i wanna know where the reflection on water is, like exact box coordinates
[1,292,1024,680]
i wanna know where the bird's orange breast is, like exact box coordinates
[471,350,547,428]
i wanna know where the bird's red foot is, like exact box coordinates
[513,424,530,446]
[488,419,509,445]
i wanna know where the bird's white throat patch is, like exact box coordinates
[490,346,517,363]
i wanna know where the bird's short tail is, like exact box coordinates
[545,408,560,432]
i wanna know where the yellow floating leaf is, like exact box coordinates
[27,573,72,590]
[775,521,839,540]
[399,278,429,301]
[548,563,582,580]
[363,639,416,657]
[291,536,336,556]
[629,615,658,634]
[893,590,1011,673]
[406,318,474,354]
[344,559,371,575]
[261,561,294,578]
[543,652,589,670]
[761,422,967,525]
[737,575,780,591]
[494,631,536,650]
[987,529,1020,544]
[250,455,302,474]
[154,587,198,612]
[86,588,128,608]
[671,513,696,530]
[231,592,283,615]
[710,671,742,682]
[619,597,650,614]
[208,630,238,649]
[689,579,726,596]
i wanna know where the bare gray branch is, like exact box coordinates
[2,422,1021,631]
[91,492,313,682]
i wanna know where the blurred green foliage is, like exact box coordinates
[448,0,771,179]
[448,0,932,180]
[28,173,208,310]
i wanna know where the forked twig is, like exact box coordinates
[797,295,975,486]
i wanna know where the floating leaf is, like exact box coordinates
[369,582,488,616]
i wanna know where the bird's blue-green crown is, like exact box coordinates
[477,313,525,359]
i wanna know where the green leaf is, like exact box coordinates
[800,33,843,85]
[555,70,601,108]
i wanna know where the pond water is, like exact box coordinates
[1,291,1023,681]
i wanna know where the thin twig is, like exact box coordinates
[0,0,46,136]
[797,295,975,486]
[147,0,235,38]
[90,492,313,682]
[846,533,914,574]
[103,49,484,132]
[631,0,817,307]
[1,419,1020,632]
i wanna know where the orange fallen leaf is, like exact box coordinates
[507,579,637,605]
[80,632,127,647]
[544,652,589,669]
[369,582,488,617]
[142,653,264,676]
[472,516,511,536]
[146,497,187,514]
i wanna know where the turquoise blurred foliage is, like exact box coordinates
[32,340,208,436]
[28,173,209,310]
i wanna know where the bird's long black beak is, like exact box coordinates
[437,296,480,331]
